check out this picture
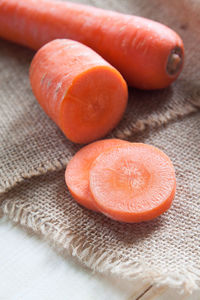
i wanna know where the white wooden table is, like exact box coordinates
[0,216,199,300]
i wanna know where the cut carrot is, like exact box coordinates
[0,0,184,89]
[89,143,176,223]
[65,139,130,211]
[29,39,128,144]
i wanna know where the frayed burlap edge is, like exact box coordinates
[114,97,200,139]
[1,100,199,196]
[0,156,70,195]
[1,197,200,294]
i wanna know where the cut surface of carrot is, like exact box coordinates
[65,139,130,211]
[0,0,184,89]
[89,143,176,223]
[30,39,128,144]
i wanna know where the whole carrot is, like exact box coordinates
[29,39,128,144]
[0,0,184,89]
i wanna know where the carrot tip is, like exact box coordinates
[167,46,183,76]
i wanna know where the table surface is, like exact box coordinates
[0,216,199,300]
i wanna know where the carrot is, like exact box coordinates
[0,0,184,89]
[89,143,176,223]
[29,39,128,144]
[65,139,130,211]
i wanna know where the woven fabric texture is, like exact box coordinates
[0,0,200,292]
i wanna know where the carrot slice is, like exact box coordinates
[65,139,130,211]
[30,39,128,144]
[89,143,176,222]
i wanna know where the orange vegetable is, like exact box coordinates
[0,0,184,89]
[29,39,128,144]
[65,139,130,211]
[89,143,176,223]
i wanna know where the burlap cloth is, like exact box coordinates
[0,0,200,293]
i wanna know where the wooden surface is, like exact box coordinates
[0,216,199,300]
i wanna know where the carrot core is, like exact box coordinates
[113,160,149,193]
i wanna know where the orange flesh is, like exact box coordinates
[89,143,176,223]
[0,0,184,89]
[65,139,130,211]
[30,39,128,143]
[60,66,128,143]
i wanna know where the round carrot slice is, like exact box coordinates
[89,143,176,222]
[65,138,130,211]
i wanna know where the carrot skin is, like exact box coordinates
[0,0,184,89]
[29,39,128,144]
